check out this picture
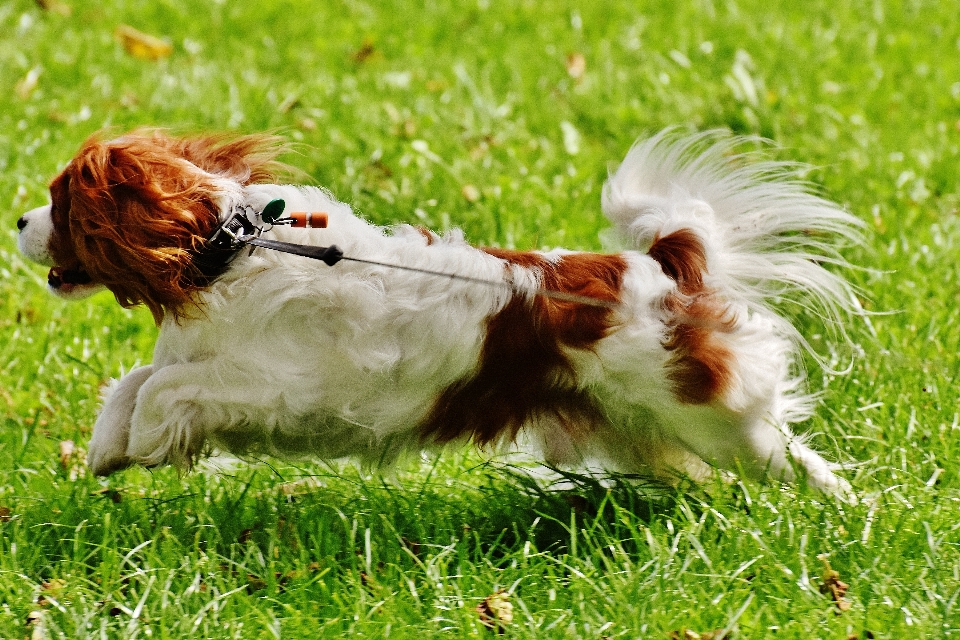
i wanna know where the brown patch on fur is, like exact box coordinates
[647,228,707,295]
[47,129,288,324]
[419,249,627,447]
[415,226,436,245]
[649,230,736,404]
[661,293,736,404]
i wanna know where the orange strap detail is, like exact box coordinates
[289,212,329,228]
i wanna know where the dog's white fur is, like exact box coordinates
[17,130,860,494]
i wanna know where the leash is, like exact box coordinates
[203,198,620,310]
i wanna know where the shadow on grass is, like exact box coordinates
[1,459,692,588]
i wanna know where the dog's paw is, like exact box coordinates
[86,365,155,476]
[87,414,134,476]
[807,468,858,504]
[87,444,133,476]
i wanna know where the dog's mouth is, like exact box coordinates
[48,265,94,293]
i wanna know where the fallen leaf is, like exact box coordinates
[817,555,852,612]
[364,160,393,182]
[36,578,66,608]
[401,537,421,557]
[59,440,75,468]
[59,440,87,480]
[277,93,300,114]
[461,184,481,203]
[91,487,122,503]
[120,92,139,108]
[245,574,267,593]
[668,629,728,640]
[351,37,377,63]
[41,579,66,594]
[115,25,173,61]
[565,52,586,81]
[279,476,325,495]
[35,0,71,15]
[26,609,47,640]
[16,68,41,100]
[477,590,513,633]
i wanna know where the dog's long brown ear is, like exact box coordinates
[143,129,292,185]
[61,134,233,323]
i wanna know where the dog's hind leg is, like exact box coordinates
[662,402,850,497]
[87,364,154,476]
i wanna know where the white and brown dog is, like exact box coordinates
[17,129,860,494]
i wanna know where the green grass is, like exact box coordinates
[2,0,960,637]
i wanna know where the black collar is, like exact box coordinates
[193,204,260,279]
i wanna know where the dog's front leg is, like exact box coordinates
[87,365,155,476]
[124,362,244,470]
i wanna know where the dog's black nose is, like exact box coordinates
[16,216,27,231]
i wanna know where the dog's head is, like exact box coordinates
[17,130,287,323]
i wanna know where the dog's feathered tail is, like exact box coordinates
[602,129,863,346]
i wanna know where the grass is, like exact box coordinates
[1,0,960,637]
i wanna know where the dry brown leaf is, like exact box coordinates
[36,578,66,609]
[115,25,173,61]
[26,609,45,638]
[59,440,87,480]
[352,37,377,64]
[16,68,41,100]
[401,537,421,557]
[277,93,300,114]
[35,0,71,15]
[668,629,728,640]
[477,590,513,633]
[461,184,481,203]
[279,476,324,496]
[818,555,852,612]
[245,574,267,593]
[39,578,66,607]
[59,440,75,468]
[41,579,66,593]
[566,52,586,81]
[91,487,122,503]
